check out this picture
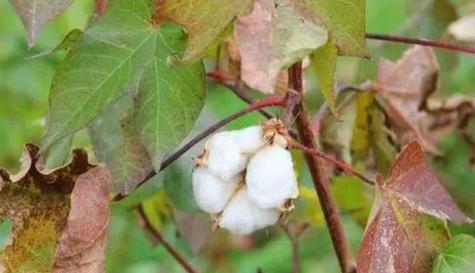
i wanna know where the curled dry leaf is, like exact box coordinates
[53,166,112,273]
[235,0,328,94]
[357,141,472,273]
[0,144,112,273]
[375,46,442,153]
[376,45,475,155]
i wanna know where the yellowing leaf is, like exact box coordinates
[293,186,324,227]
[306,0,368,57]
[312,36,337,113]
[142,190,172,232]
[154,0,254,62]
[0,145,112,273]
[235,0,328,94]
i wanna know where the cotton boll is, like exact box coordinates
[192,166,239,213]
[231,126,265,154]
[205,132,247,181]
[219,188,279,234]
[246,145,298,209]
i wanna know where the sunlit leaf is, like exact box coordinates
[306,0,368,57]
[154,0,254,62]
[312,36,337,113]
[432,234,475,273]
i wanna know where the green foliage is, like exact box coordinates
[432,234,475,273]
[1,0,475,273]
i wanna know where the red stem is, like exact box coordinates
[113,96,286,201]
[137,206,199,273]
[290,142,374,185]
[366,33,475,54]
[289,62,355,273]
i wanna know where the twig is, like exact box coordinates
[113,96,286,201]
[282,223,309,273]
[207,70,299,139]
[289,62,355,273]
[290,141,374,185]
[207,71,274,119]
[137,206,199,273]
[366,33,475,55]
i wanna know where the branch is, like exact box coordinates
[113,96,286,201]
[207,70,299,138]
[137,206,199,273]
[366,33,475,55]
[289,62,355,273]
[289,141,374,185]
[207,71,274,119]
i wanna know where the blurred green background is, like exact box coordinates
[0,0,474,272]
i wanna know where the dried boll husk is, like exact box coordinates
[218,187,280,235]
[246,145,298,209]
[192,166,239,213]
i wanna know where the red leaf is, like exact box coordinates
[357,141,472,273]
[386,141,472,224]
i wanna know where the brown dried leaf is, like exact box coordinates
[0,144,112,273]
[376,46,441,153]
[357,141,472,273]
[53,166,112,273]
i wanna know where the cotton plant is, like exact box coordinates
[192,119,298,235]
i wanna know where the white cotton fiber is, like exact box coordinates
[205,132,247,181]
[192,166,239,213]
[245,145,298,209]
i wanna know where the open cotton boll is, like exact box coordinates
[219,188,279,235]
[205,132,247,181]
[192,166,239,213]
[246,145,298,209]
[230,126,265,154]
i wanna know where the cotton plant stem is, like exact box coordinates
[289,62,355,273]
[207,71,275,119]
[289,141,374,186]
[366,33,475,55]
[137,206,200,273]
[113,96,286,201]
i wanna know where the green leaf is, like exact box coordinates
[312,36,337,113]
[155,0,254,62]
[9,0,73,46]
[42,134,73,170]
[307,0,368,57]
[44,0,205,169]
[432,234,475,273]
[332,176,372,226]
[88,97,153,195]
